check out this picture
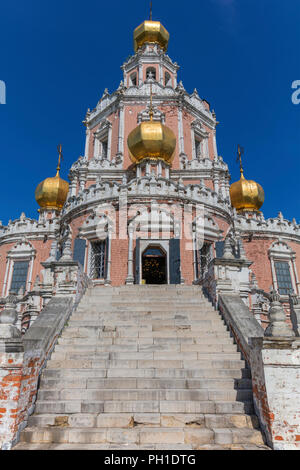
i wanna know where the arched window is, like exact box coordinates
[146,67,156,81]
[129,72,137,86]
[165,72,172,87]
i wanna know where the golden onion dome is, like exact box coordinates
[35,145,69,211]
[133,20,169,52]
[127,119,176,165]
[230,171,265,212]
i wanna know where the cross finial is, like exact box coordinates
[57,144,63,175]
[236,144,244,176]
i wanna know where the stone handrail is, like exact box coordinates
[218,293,264,364]
[217,292,300,450]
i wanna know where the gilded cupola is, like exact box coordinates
[127,84,176,165]
[133,7,169,52]
[229,146,265,212]
[35,145,69,212]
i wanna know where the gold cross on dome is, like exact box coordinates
[57,144,63,173]
[236,144,244,175]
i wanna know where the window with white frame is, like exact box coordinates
[10,260,29,294]
[164,71,172,87]
[130,72,137,86]
[146,67,156,80]
[269,239,297,296]
[94,119,112,160]
[191,119,209,160]
[2,239,36,297]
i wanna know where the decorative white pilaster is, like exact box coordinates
[84,129,90,160]
[178,106,185,155]
[117,104,125,156]
[212,130,218,159]
[93,136,100,158]
[107,125,112,161]
[27,258,34,292]
[126,226,134,284]
[270,258,278,291]
[2,258,11,297]
[70,178,78,197]
[192,230,198,283]
[138,64,143,86]
[292,257,300,295]
[105,231,112,285]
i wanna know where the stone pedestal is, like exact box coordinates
[249,336,300,450]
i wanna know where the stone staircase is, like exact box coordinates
[14,285,269,450]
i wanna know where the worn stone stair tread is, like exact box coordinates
[19,426,265,447]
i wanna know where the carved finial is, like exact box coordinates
[236,145,244,177]
[222,235,235,259]
[56,144,63,176]
[265,290,295,337]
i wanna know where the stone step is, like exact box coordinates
[49,351,242,362]
[37,388,253,402]
[46,358,246,370]
[42,367,251,380]
[53,343,238,354]
[13,442,270,450]
[19,425,264,446]
[70,311,217,321]
[34,400,254,415]
[56,336,234,347]
[39,377,252,391]
[27,412,259,430]
[61,325,228,339]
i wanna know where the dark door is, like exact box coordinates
[169,238,181,284]
[142,246,167,284]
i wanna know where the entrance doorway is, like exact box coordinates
[142,246,167,284]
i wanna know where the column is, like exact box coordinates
[213,130,218,159]
[93,137,100,158]
[178,106,185,155]
[192,229,198,284]
[2,258,11,297]
[190,127,196,160]
[291,257,300,295]
[138,64,143,86]
[105,231,112,285]
[126,226,134,284]
[70,177,78,197]
[270,258,278,291]
[117,104,124,157]
[107,125,112,161]
[84,129,90,160]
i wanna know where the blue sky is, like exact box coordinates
[0,0,299,225]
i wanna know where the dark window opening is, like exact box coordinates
[10,260,29,294]
[274,261,294,295]
[90,241,107,279]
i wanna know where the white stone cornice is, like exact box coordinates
[0,214,59,245]
[234,212,300,243]
[61,175,232,224]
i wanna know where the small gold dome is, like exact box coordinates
[230,172,265,212]
[35,169,69,211]
[133,20,169,52]
[127,120,176,165]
